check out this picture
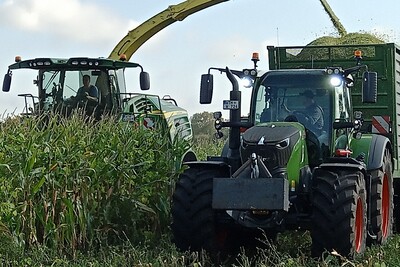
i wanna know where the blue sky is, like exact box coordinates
[1,0,399,117]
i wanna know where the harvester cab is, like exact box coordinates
[2,56,150,119]
[171,51,391,258]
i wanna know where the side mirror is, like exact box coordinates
[362,71,377,103]
[200,74,213,104]
[140,71,150,91]
[2,71,12,92]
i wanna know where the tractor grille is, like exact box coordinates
[241,124,301,171]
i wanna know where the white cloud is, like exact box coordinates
[0,0,139,44]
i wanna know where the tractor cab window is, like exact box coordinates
[254,72,333,138]
[334,85,351,121]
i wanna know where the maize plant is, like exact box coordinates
[0,112,187,254]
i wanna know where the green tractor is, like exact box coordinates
[171,53,393,257]
[2,56,196,162]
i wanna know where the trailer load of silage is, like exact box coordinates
[290,33,385,61]
[289,0,385,61]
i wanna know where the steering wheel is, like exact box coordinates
[285,111,311,126]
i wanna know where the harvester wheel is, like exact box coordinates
[311,169,367,257]
[369,149,393,245]
[171,167,230,255]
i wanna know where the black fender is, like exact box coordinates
[181,150,197,163]
[317,157,367,175]
[184,160,231,176]
[367,134,392,171]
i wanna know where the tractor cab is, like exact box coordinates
[252,69,352,162]
[2,56,150,118]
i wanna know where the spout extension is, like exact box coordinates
[225,67,239,92]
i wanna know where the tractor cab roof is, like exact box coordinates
[8,57,143,71]
[258,69,334,88]
[259,69,327,78]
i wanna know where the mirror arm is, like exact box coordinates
[208,67,245,79]
[344,64,368,76]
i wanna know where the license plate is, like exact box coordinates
[223,100,239,110]
[121,114,135,122]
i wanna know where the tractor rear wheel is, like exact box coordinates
[311,169,367,257]
[171,167,231,255]
[369,149,393,245]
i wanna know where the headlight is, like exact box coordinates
[241,77,253,88]
[330,76,342,87]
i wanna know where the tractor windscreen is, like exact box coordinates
[254,71,350,137]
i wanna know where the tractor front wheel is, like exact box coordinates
[311,169,367,257]
[171,167,231,256]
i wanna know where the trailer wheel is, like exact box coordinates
[171,167,230,255]
[311,169,367,257]
[369,149,393,245]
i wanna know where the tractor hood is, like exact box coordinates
[241,122,304,174]
[242,123,301,145]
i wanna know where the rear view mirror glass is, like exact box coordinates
[140,71,150,91]
[2,71,11,92]
[362,71,377,103]
[200,74,213,104]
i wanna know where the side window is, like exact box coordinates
[343,87,351,120]
[115,69,126,94]
[255,85,266,123]
[42,71,61,107]
[334,86,350,121]
[108,70,119,109]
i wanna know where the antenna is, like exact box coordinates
[276,27,280,46]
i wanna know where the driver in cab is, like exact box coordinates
[75,74,98,103]
[283,90,324,134]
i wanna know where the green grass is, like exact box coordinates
[1,231,400,266]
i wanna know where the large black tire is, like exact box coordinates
[311,169,367,257]
[369,149,394,245]
[171,167,230,254]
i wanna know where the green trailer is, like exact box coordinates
[267,43,400,177]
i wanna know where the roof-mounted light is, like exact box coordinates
[71,61,79,65]
[241,77,253,88]
[119,54,127,61]
[252,52,259,61]
[326,67,342,75]
[354,49,362,59]
[15,56,22,62]
[330,76,342,87]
